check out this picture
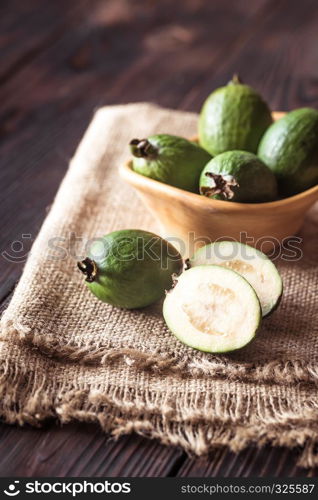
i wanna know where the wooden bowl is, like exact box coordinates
[119,112,318,257]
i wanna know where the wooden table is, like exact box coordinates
[1,0,318,477]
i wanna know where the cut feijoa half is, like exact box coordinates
[190,241,282,317]
[163,265,261,353]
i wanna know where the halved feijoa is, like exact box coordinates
[190,241,282,317]
[163,265,261,353]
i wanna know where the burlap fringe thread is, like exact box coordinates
[2,318,318,387]
[1,319,318,468]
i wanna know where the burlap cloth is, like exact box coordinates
[1,103,318,467]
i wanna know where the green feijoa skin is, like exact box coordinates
[77,229,183,309]
[198,75,273,156]
[199,150,278,203]
[189,241,283,317]
[163,265,261,353]
[258,108,318,197]
[129,134,211,193]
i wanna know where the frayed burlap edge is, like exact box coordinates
[2,318,318,388]
[1,103,318,470]
[1,346,318,469]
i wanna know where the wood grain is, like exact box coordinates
[177,446,318,477]
[1,0,318,477]
[0,424,184,477]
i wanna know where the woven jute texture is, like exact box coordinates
[1,103,318,467]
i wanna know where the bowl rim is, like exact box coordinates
[121,160,318,212]
[120,110,318,212]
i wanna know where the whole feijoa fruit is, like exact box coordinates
[198,75,272,156]
[163,265,261,353]
[130,134,211,193]
[258,108,318,196]
[78,229,183,309]
[189,241,283,317]
[199,150,278,202]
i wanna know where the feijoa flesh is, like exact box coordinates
[130,134,211,193]
[199,151,278,202]
[78,229,183,309]
[190,241,282,317]
[199,75,272,156]
[258,108,318,196]
[163,265,261,353]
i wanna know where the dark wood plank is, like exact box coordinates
[0,423,185,477]
[178,447,318,477]
[181,0,318,111]
[0,0,92,84]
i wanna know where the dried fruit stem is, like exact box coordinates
[77,257,97,283]
[230,73,243,84]
[184,258,191,270]
[129,138,158,159]
[200,172,239,200]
